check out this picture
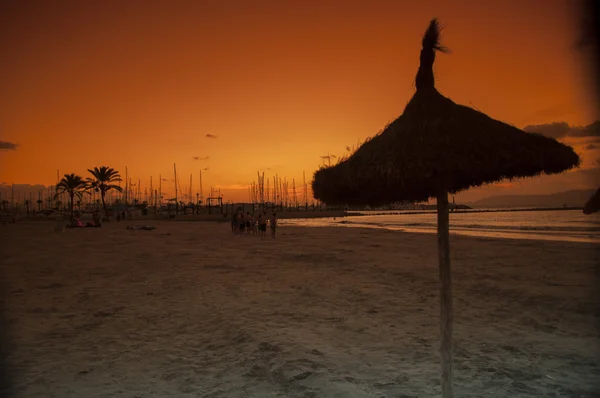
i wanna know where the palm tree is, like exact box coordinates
[55,174,87,222]
[87,166,123,221]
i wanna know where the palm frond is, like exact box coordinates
[104,184,123,192]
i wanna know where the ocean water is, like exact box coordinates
[280,209,600,243]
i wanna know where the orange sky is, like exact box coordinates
[0,0,598,203]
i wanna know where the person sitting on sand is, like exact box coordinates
[269,212,278,239]
[86,210,102,228]
[69,216,86,228]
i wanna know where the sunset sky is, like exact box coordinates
[1,0,598,203]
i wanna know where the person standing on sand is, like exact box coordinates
[231,210,238,234]
[257,212,267,239]
[247,212,255,235]
[245,212,252,234]
[270,212,278,239]
[238,212,246,235]
[250,213,257,234]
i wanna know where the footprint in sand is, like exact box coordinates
[258,342,282,353]
[308,349,324,357]
[291,371,313,381]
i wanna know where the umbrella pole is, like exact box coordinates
[437,190,454,398]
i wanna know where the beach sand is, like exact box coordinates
[1,220,598,397]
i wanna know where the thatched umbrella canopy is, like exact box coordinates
[583,188,600,214]
[313,19,580,398]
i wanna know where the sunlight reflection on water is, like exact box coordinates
[280,210,600,243]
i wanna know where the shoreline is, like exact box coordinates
[6,210,598,244]
[278,223,600,245]
[348,206,584,216]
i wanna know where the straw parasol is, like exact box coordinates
[312,19,580,398]
[583,188,600,214]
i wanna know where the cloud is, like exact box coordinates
[206,134,217,139]
[585,143,599,150]
[0,141,18,150]
[192,156,210,161]
[523,121,599,139]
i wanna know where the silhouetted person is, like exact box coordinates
[257,212,267,239]
[270,212,278,239]
[245,212,252,233]
[231,210,238,234]
[238,212,245,234]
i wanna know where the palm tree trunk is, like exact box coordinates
[101,190,109,221]
[70,192,74,222]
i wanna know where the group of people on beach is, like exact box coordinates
[232,210,277,239]
[70,210,102,228]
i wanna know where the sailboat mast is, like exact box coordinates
[174,163,178,215]
[199,170,203,201]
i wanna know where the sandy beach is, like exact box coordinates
[1,220,598,397]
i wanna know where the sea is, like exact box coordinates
[279,209,600,243]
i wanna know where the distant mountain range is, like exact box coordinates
[467,189,597,209]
